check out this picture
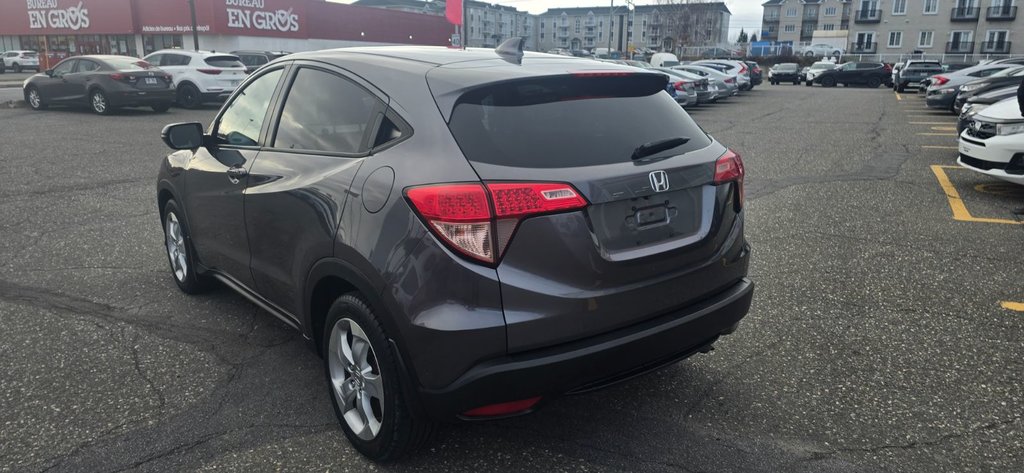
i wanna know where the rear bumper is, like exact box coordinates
[417,277,754,421]
[108,89,176,107]
[926,91,957,109]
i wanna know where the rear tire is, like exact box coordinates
[13,63,21,73]
[90,89,112,115]
[805,51,814,57]
[151,103,171,113]
[805,80,813,87]
[176,83,202,109]
[821,77,836,87]
[867,77,881,88]
[323,294,435,462]
[793,80,799,85]
[896,83,905,93]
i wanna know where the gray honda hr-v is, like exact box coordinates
[156,44,753,461]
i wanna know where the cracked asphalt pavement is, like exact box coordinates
[1,85,1021,472]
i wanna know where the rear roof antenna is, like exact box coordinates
[495,37,526,65]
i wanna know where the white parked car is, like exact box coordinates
[694,60,752,90]
[800,43,844,58]
[2,50,40,73]
[802,60,837,86]
[142,49,246,108]
[650,52,681,68]
[958,97,1024,185]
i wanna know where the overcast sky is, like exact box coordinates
[334,1,764,41]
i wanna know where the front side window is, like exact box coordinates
[52,59,75,76]
[215,68,284,147]
[273,68,382,154]
[76,60,100,73]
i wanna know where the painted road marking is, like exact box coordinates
[922,145,959,150]
[896,93,903,101]
[931,126,958,131]
[910,122,956,125]
[1000,301,1024,312]
[917,132,958,136]
[930,165,1024,225]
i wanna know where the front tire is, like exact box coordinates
[25,86,47,110]
[821,77,836,87]
[162,200,211,294]
[324,294,434,462]
[805,51,814,57]
[176,83,202,109]
[151,103,171,113]
[867,77,881,88]
[90,89,112,115]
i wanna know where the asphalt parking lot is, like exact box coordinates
[1,84,1022,473]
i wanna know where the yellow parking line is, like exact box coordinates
[1000,301,1024,312]
[910,122,956,125]
[930,165,1024,225]
[896,93,903,101]
[922,145,959,149]
[917,133,958,136]
[931,126,958,131]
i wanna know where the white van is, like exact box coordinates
[650,52,680,68]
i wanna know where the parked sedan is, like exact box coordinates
[813,62,891,88]
[768,63,800,85]
[156,46,752,461]
[657,68,718,105]
[23,55,175,114]
[893,62,943,92]
[958,97,1024,185]
[925,63,1017,111]
[672,64,739,98]
[952,66,1024,114]
[957,85,1019,134]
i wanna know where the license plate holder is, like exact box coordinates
[145,77,158,85]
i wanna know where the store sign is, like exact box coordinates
[225,0,299,33]
[27,0,91,31]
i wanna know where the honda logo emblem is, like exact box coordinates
[649,170,670,192]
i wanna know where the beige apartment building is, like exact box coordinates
[762,0,1024,56]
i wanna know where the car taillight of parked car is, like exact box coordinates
[932,75,950,86]
[714,149,745,209]
[673,81,690,90]
[405,182,588,264]
[197,68,223,75]
[725,78,735,84]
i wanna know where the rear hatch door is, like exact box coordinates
[431,67,747,352]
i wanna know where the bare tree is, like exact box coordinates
[656,0,723,54]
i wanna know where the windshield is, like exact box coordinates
[810,63,836,70]
[775,64,798,72]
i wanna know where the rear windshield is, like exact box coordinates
[661,61,680,67]
[907,64,943,71]
[448,76,712,168]
[204,55,244,68]
[22,51,38,57]
[105,57,155,70]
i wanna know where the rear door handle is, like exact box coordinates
[226,166,248,184]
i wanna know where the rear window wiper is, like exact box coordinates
[632,137,690,161]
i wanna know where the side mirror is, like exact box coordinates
[45,69,53,77]
[161,122,205,150]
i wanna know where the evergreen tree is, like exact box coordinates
[750,33,758,43]
[738,29,748,43]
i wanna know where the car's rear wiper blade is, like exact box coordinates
[632,137,690,160]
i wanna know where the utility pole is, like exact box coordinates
[462,0,468,49]
[607,0,613,55]
[188,0,200,51]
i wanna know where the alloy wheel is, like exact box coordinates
[91,92,107,114]
[328,318,384,441]
[27,89,40,109]
[165,212,187,282]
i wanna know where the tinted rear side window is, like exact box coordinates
[273,68,382,154]
[448,76,711,168]
[205,55,244,68]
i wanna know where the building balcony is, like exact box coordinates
[946,41,975,53]
[585,19,596,27]
[584,31,596,38]
[557,30,569,38]
[980,41,1011,54]
[850,41,877,53]
[853,9,881,23]
[986,6,1017,20]
[763,16,780,23]
[951,7,980,21]
[803,14,818,20]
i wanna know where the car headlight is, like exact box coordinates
[996,122,1024,135]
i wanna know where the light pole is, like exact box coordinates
[606,0,613,55]
[188,0,200,51]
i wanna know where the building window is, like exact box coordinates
[575,18,581,33]
[888,31,903,48]
[892,0,907,15]
[786,8,797,17]
[784,24,796,33]
[923,0,939,14]
[824,6,837,16]
[540,33,544,39]
[918,31,933,47]
[767,25,776,33]
[823,24,836,31]
[766,10,779,20]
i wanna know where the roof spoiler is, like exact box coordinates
[495,37,526,65]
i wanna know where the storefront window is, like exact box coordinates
[143,35,183,55]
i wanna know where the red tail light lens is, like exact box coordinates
[197,68,222,75]
[462,396,542,418]
[406,182,587,264]
[673,80,689,90]
[739,65,748,74]
[725,77,735,83]
[714,149,745,208]
[933,75,949,86]
[110,73,125,80]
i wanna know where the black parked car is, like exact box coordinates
[769,63,800,85]
[956,85,1019,133]
[230,50,291,74]
[952,66,1024,114]
[23,55,175,114]
[157,45,753,461]
[745,61,763,86]
[813,62,892,88]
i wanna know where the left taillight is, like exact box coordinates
[714,149,745,209]
[673,80,690,90]
[405,182,588,265]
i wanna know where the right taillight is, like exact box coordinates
[933,75,949,86]
[405,182,588,265]
[673,80,689,90]
[197,68,222,75]
[714,149,745,209]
